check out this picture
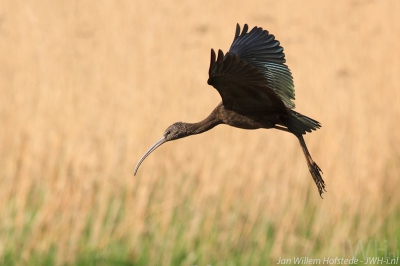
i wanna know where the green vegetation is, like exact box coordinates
[1,178,399,265]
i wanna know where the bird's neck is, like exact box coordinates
[185,108,221,136]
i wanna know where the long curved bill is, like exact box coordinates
[134,135,167,175]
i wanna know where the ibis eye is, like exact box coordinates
[165,130,170,136]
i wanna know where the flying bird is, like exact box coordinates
[134,24,325,197]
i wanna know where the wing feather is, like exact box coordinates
[228,24,295,108]
[207,49,287,115]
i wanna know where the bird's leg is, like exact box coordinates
[297,134,325,197]
[273,125,291,132]
[273,125,326,197]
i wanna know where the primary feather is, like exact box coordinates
[227,24,295,108]
[208,49,287,115]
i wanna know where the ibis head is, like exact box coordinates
[134,122,187,175]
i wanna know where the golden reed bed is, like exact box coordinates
[0,0,399,264]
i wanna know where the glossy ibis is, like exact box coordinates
[134,24,325,197]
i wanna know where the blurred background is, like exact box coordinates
[0,0,399,265]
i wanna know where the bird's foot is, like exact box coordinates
[308,160,326,198]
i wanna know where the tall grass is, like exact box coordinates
[1,0,399,265]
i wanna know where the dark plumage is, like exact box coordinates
[134,24,325,197]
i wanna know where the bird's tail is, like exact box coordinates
[282,110,321,136]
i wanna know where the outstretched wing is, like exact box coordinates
[207,49,287,115]
[228,24,295,108]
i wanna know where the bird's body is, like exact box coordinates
[135,24,326,197]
